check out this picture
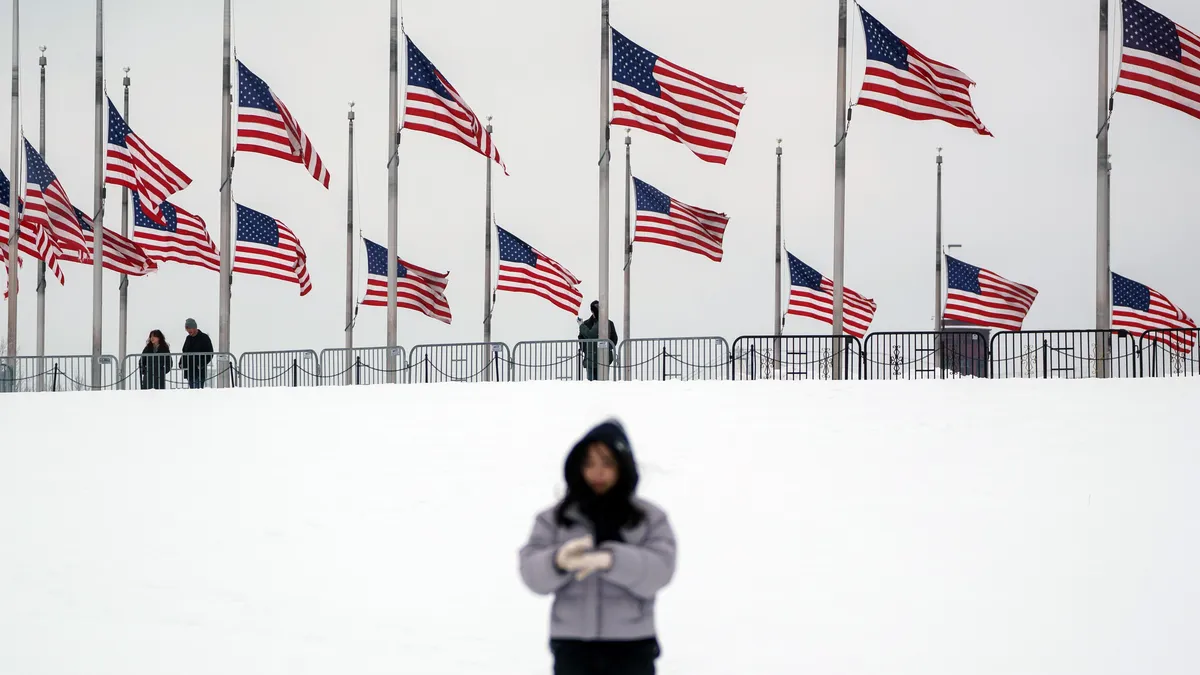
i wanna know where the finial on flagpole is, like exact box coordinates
[625,128,630,146]
[348,101,355,120]
[936,146,943,164]
[39,46,47,67]
[777,138,782,155]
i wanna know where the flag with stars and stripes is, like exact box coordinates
[943,256,1038,331]
[23,139,89,262]
[233,204,312,296]
[2,167,66,288]
[403,36,506,174]
[361,237,452,324]
[856,6,991,136]
[611,28,747,165]
[105,98,192,224]
[632,177,728,262]
[72,205,157,277]
[787,251,877,339]
[1117,0,1200,121]
[1112,272,1195,353]
[496,225,582,315]
[236,61,330,188]
[133,194,220,271]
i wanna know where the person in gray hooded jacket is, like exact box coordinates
[519,420,677,675]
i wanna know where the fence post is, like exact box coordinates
[1041,338,1049,379]
[423,355,430,383]
[749,345,757,381]
[292,358,299,387]
[355,356,362,385]
[661,347,668,381]
[51,364,60,392]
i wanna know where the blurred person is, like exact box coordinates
[578,300,618,381]
[138,330,171,390]
[519,420,676,675]
[180,318,214,389]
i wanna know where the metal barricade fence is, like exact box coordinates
[237,350,322,387]
[1140,329,1200,377]
[862,331,991,380]
[0,354,122,391]
[731,335,862,380]
[120,352,236,391]
[989,330,1141,378]
[509,340,617,381]
[617,337,732,381]
[408,343,511,383]
[319,347,409,385]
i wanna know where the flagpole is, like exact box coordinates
[345,102,355,385]
[5,0,17,359]
[386,0,399,384]
[36,46,46,375]
[483,117,494,378]
[217,0,233,380]
[91,0,105,386]
[934,148,943,333]
[622,130,631,345]
[597,0,612,380]
[774,139,783,374]
[1096,0,1112,378]
[831,0,849,380]
[118,67,130,387]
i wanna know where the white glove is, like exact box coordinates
[571,550,614,581]
[555,535,595,572]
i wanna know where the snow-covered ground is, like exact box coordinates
[2,380,1198,675]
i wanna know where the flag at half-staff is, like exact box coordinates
[943,256,1038,332]
[1112,272,1196,353]
[22,139,89,261]
[105,98,192,223]
[632,177,728,262]
[236,61,330,188]
[133,194,220,271]
[233,204,312,296]
[73,206,157,277]
[496,226,582,315]
[361,237,452,324]
[1116,0,1200,121]
[787,251,877,339]
[0,167,64,284]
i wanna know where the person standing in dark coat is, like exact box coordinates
[180,318,214,389]
[577,300,618,381]
[138,330,171,390]
[520,420,676,675]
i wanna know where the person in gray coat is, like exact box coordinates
[519,420,676,675]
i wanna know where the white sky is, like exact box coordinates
[2,0,1198,356]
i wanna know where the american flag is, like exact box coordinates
[943,256,1038,331]
[1112,272,1196,353]
[23,139,89,262]
[233,203,312,296]
[133,193,220,271]
[105,97,192,224]
[361,237,452,324]
[72,206,157,277]
[611,29,747,165]
[632,177,727,262]
[1116,0,1200,121]
[496,225,582,315]
[787,252,877,339]
[0,168,65,284]
[236,60,330,188]
[857,6,991,136]
[404,36,506,174]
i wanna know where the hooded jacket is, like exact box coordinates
[519,421,677,641]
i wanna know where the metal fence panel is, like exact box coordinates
[730,335,862,380]
[237,350,322,387]
[510,340,617,381]
[862,331,991,380]
[409,343,510,383]
[121,352,237,390]
[616,337,731,381]
[0,354,122,392]
[1141,329,1200,377]
[989,330,1140,379]
[319,347,409,385]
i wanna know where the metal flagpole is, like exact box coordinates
[218,0,233,382]
[622,130,630,345]
[386,0,399,383]
[934,148,943,333]
[831,0,849,380]
[774,139,783,374]
[482,118,492,381]
[36,46,46,372]
[92,0,106,386]
[118,67,130,387]
[5,0,17,359]
[345,102,355,385]
[1095,0,1112,378]
[597,0,612,380]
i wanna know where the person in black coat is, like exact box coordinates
[180,318,214,389]
[139,330,171,390]
[578,300,618,381]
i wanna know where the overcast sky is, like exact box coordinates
[2,0,1198,357]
